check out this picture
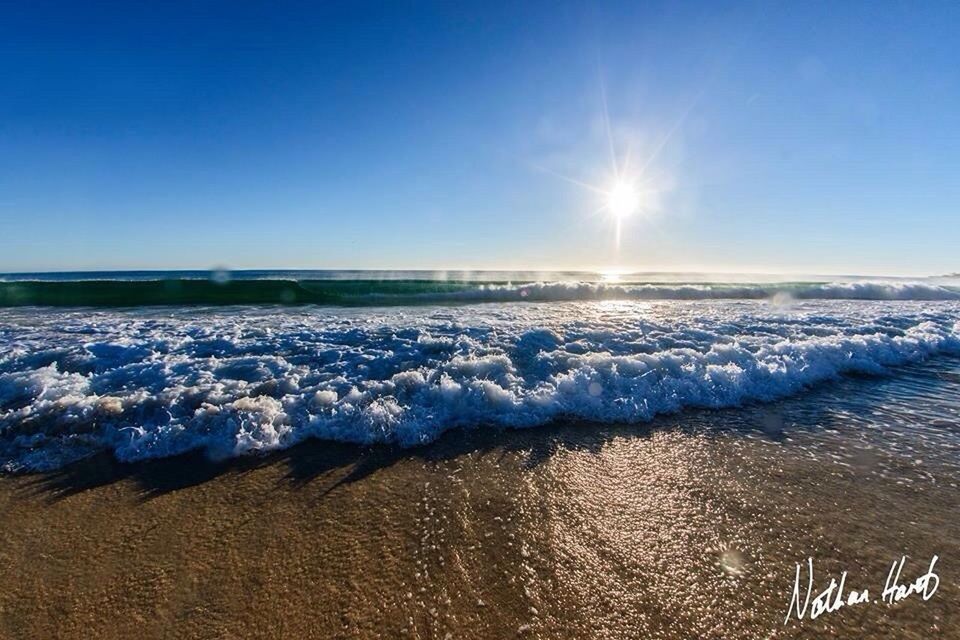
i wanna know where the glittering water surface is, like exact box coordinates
[370,360,960,638]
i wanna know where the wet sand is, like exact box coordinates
[2,393,958,639]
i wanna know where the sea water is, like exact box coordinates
[1,271,959,471]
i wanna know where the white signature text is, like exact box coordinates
[784,554,939,625]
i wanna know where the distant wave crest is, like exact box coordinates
[1,278,959,307]
[417,280,960,303]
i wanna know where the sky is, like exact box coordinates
[1,1,958,276]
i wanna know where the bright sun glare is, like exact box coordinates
[607,181,639,219]
[537,90,674,256]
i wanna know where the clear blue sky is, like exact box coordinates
[1,1,958,275]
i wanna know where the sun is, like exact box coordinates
[607,181,639,219]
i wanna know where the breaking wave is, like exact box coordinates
[425,280,960,303]
[2,299,959,471]
[1,278,959,307]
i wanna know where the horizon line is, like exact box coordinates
[0,267,956,280]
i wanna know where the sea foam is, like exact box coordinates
[1,300,959,471]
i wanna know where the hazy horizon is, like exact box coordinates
[1,266,957,281]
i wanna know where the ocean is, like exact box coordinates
[1,270,959,472]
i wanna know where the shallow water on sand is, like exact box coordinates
[1,357,958,638]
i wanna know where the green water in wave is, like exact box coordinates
[0,279,477,307]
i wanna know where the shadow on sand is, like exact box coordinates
[16,420,623,504]
[13,403,800,505]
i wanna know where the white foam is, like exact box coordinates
[1,300,959,471]
[400,280,960,303]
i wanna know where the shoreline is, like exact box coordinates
[2,395,958,639]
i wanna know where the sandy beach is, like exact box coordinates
[5,0,960,636]
[2,374,957,639]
